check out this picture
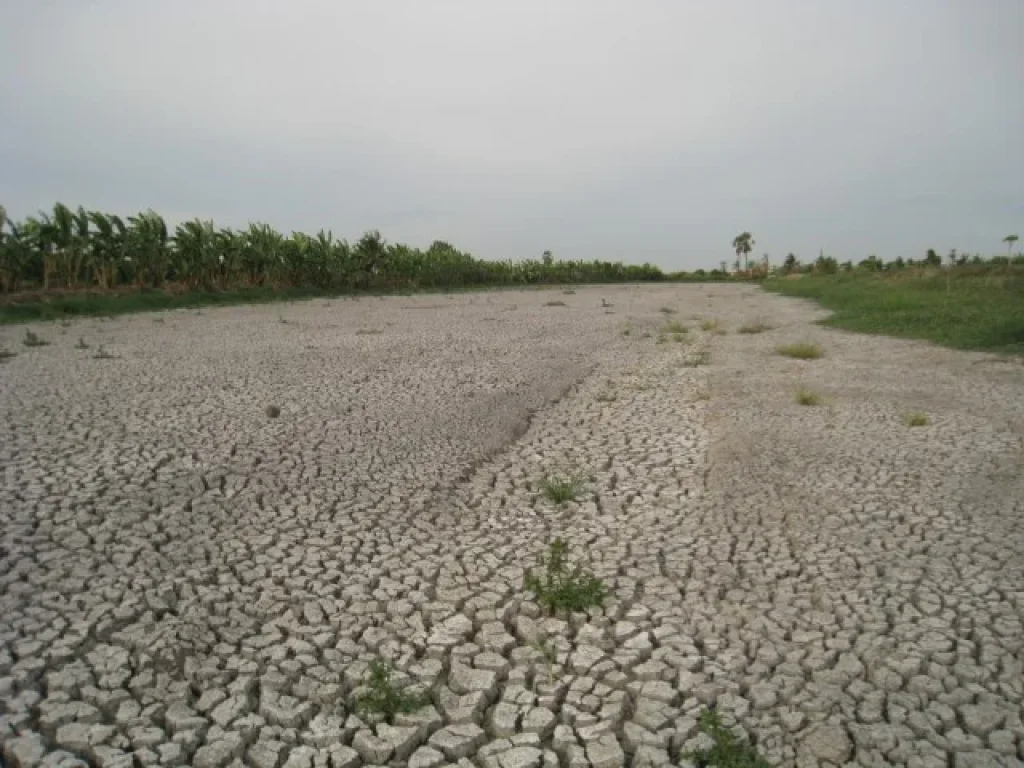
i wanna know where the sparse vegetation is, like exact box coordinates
[662,320,687,335]
[904,411,930,427]
[701,318,721,332]
[355,328,383,335]
[684,709,771,768]
[562,289,576,295]
[539,473,584,505]
[22,330,48,347]
[524,538,606,615]
[543,300,567,307]
[776,342,824,359]
[594,389,618,403]
[265,405,281,418]
[659,306,676,315]
[795,387,823,406]
[738,321,771,334]
[0,348,15,362]
[75,337,90,349]
[92,345,116,360]
[355,660,429,724]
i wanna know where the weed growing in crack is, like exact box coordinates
[540,473,584,505]
[525,538,605,615]
[684,709,770,768]
[776,342,823,359]
[738,321,772,334]
[795,388,823,406]
[22,330,49,347]
[75,337,90,350]
[355,660,429,724]
[904,411,930,427]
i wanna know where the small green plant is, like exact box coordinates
[265,405,281,418]
[777,342,824,359]
[355,660,428,724]
[795,387,822,406]
[525,538,605,615]
[684,709,770,768]
[662,320,687,334]
[904,411,930,427]
[701,318,720,332]
[673,333,686,343]
[0,348,16,362]
[93,345,116,360]
[23,330,49,347]
[539,473,584,505]
[621,325,632,337]
[738,321,771,334]
[544,300,567,307]
[75,337,90,350]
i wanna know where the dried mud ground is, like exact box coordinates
[1,284,1023,768]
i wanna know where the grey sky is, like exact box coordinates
[2,1,1021,269]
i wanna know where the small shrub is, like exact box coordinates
[355,660,428,724]
[601,298,612,308]
[904,411,930,427]
[662,321,687,335]
[0,348,16,362]
[540,473,584,504]
[93,345,116,360]
[672,333,686,343]
[75,337,90,349]
[23,330,49,347]
[684,709,770,768]
[525,538,605,615]
[700,319,720,332]
[738,321,772,334]
[795,388,822,406]
[544,300,567,307]
[659,306,676,315]
[265,405,281,418]
[776,342,824,359]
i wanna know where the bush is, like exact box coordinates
[525,539,605,615]
[776,342,824,359]
[355,661,429,723]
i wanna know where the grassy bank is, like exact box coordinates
[763,267,1024,355]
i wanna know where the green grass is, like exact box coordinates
[539,473,584,504]
[700,318,722,332]
[764,267,1024,355]
[684,709,770,768]
[904,411,930,427]
[738,321,771,334]
[795,387,823,406]
[662,320,687,335]
[524,538,606,615]
[776,342,824,359]
[355,660,429,724]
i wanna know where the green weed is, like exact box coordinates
[539,473,584,505]
[738,321,771,334]
[776,342,824,359]
[795,388,822,406]
[355,660,429,724]
[683,709,770,768]
[524,538,606,615]
[904,411,930,427]
[662,320,687,335]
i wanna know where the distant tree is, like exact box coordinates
[732,232,754,271]
[783,253,798,273]
[858,255,883,272]
[924,249,942,266]
[890,256,906,270]
[719,260,728,274]
[1004,234,1019,257]
[542,250,553,266]
[814,252,838,274]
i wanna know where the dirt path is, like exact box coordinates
[1,285,1021,767]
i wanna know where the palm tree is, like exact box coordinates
[1004,234,1019,258]
[732,232,754,272]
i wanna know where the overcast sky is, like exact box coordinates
[1,1,1021,269]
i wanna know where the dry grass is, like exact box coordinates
[776,342,824,359]
[738,321,772,334]
[904,411,930,427]
[795,387,823,406]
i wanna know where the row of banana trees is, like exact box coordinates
[0,203,665,294]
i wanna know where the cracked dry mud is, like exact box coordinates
[1,285,1023,768]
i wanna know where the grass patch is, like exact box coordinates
[684,709,770,768]
[92,345,116,360]
[355,328,383,335]
[544,300,567,307]
[539,473,584,504]
[355,660,429,724]
[763,267,1024,355]
[75,337,90,349]
[904,411,930,427]
[525,538,606,615]
[738,321,772,334]
[700,318,720,332]
[776,342,824,359]
[795,387,823,406]
[662,320,687,334]
[22,330,49,347]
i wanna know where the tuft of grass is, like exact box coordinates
[539,473,584,505]
[662,320,687,335]
[795,387,822,406]
[22,330,49,347]
[265,405,281,418]
[594,390,618,403]
[544,300,567,307]
[904,411,930,427]
[355,328,383,335]
[75,337,90,349]
[700,318,720,332]
[672,333,686,343]
[59,318,73,328]
[524,538,605,615]
[738,321,772,334]
[764,267,1024,355]
[0,348,16,362]
[355,660,429,724]
[684,709,770,768]
[658,306,676,315]
[92,345,116,360]
[776,342,824,360]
